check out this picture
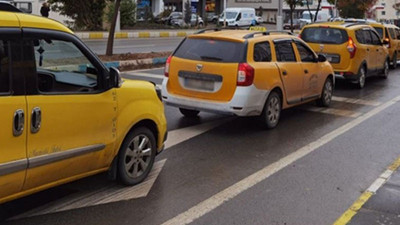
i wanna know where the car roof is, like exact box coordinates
[0,11,73,34]
[369,23,399,29]
[303,21,371,30]
[188,30,296,43]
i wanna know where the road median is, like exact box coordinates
[76,30,197,40]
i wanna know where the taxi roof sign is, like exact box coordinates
[249,26,267,32]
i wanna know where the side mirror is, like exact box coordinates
[109,67,123,88]
[383,38,390,45]
[318,54,327,62]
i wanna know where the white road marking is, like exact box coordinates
[165,118,232,149]
[332,96,381,106]
[305,106,362,118]
[11,160,167,220]
[123,72,164,79]
[367,177,387,193]
[161,95,400,225]
[125,68,165,73]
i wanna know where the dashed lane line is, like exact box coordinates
[161,95,400,225]
[333,156,400,225]
[332,96,381,106]
[305,106,362,118]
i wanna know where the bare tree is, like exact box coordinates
[106,0,121,56]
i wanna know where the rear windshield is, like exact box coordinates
[374,27,383,39]
[174,38,246,63]
[301,27,348,44]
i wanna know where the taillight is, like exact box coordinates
[237,63,254,86]
[298,33,302,39]
[164,56,172,77]
[347,37,356,59]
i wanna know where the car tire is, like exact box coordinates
[381,60,389,79]
[391,53,397,69]
[356,66,366,89]
[261,91,281,129]
[198,22,204,28]
[212,18,217,23]
[316,78,333,107]
[179,108,200,117]
[117,127,156,186]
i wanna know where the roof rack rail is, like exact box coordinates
[243,30,293,39]
[196,26,247,34]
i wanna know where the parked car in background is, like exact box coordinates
[283,19,301,30]
[162,30,334,129]
[300,22,390,89]
[171,14,204,27]
[206,12,219,23]
[369,22,400,69]
[157,11,182,25]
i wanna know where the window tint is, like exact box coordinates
[253,42,271,62]
[370,31,381,45]
[301,28,348,44]
[355,30,365,44]
[374,27,384,39]
[389,28,396,39]
[295,42,316,62]
[274,41,296,62]
[33,39,98,93]
[0,40,10,93]
[174,38,246,63]
[363,30,372,44]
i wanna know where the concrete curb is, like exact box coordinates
[76,31,196,39]
[103,57,168,69]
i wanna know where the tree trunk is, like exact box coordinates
[306,1,313,22]
[106,0,121,56]
[314,0,322,22]
[290,5,294,33]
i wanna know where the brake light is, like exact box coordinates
[237,63,254,86]
[164,56,172,77]
[347,37,357,59]
[298,33,301,39]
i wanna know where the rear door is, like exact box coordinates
[273,39,304,105]
[355,29,371,70]
[370,30,386,70]
[168,38,246,102]
[0,29,27,202]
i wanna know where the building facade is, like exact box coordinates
[371,0,399,22]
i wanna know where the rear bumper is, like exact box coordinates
[334,71,360,81]
[161,78,269,116]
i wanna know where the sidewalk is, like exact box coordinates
[334,157,400,225]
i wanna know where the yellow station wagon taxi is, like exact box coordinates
[300,22,390,88]
[0,11,167,204]
[162,29,334,128]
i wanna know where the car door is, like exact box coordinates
[294,40,321,100]
[273,39,304,105]
[21,29,117,191]
[362,29,375,71]
[0,30,28,202]
[370,30,386,70]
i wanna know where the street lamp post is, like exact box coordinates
[223,0,226,27]
[277,0,283,30]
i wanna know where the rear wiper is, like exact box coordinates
[200,55,223,61]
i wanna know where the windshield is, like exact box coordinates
[301,27,348,44]
[225,12,238,20]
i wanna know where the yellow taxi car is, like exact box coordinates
[369,23,400,69]
[300,22,390,88]
[162,29,334,128]
[0,11,167,204]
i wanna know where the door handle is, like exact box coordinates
[304,69,309,74]
[282,70,288,76]
[31,107,41,133]
[13,109,24,137]
[367,49,370,51]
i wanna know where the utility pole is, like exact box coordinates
[277,0,283,30]
[223,0,226,27]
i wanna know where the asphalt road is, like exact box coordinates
[84,37,184,55]
[3,67,400,225]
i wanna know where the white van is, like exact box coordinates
[300,11,330,25]
[219,8,256,27]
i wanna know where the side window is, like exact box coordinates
[355,30,365,44]
[32,39,99,93]
[0,40,10,93]
[295,42,316,62]
[389,28,396,39]
[253,41,271,62]
[274,41,296,62]
[362,30,372,45]
[237,13,241,21]
[370,31,382,45]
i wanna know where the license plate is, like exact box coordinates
[184,78,214,91]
